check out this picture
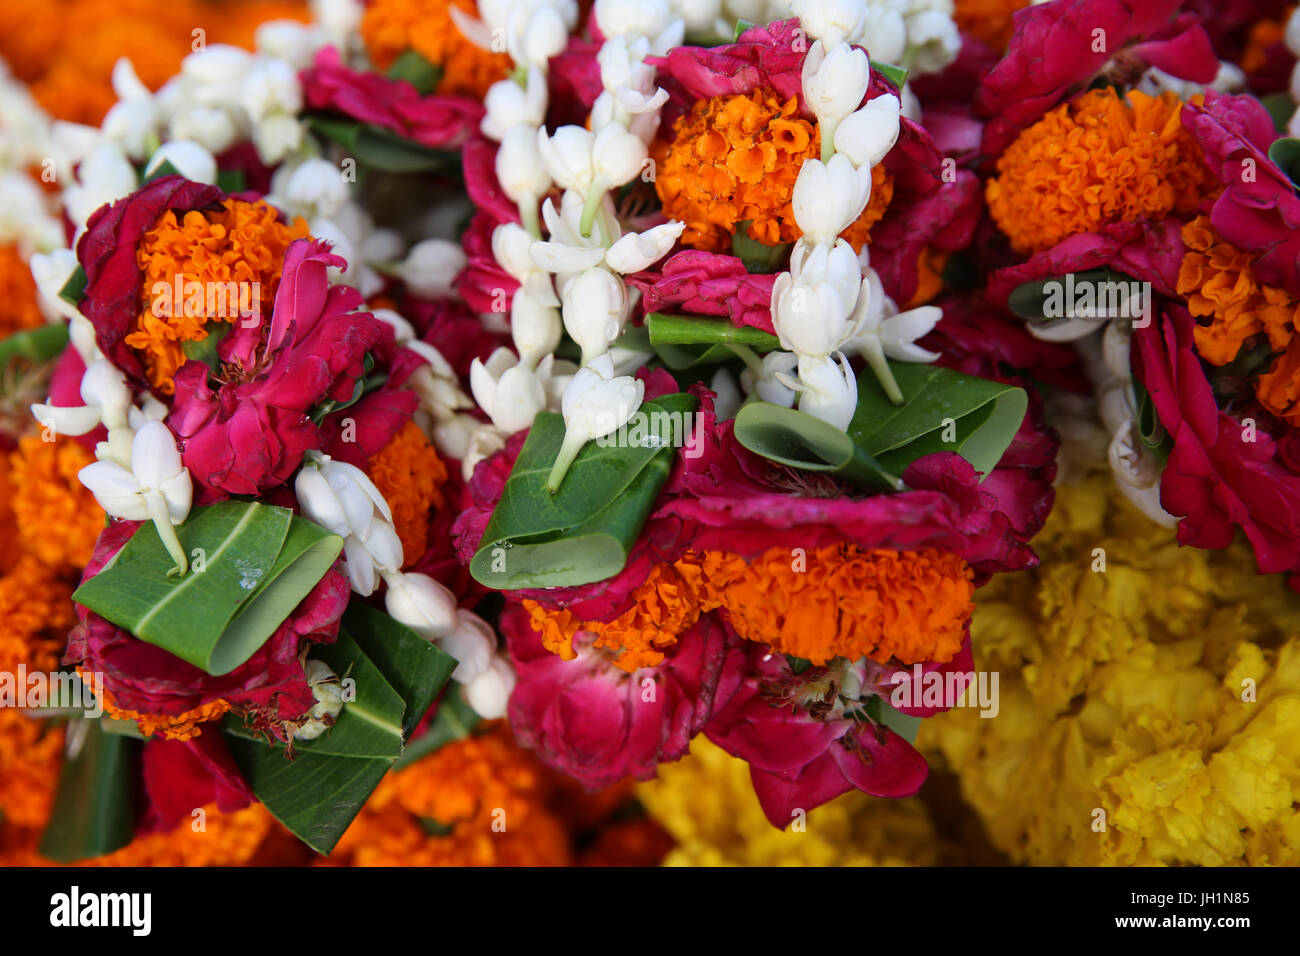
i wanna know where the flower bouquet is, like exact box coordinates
[0,0,1297,872]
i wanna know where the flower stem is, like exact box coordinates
[579,186,604,239]
[860,336,904,405]
[519,200,541,240]
[146,490,188,577]
[725,343,765,376]
[546,430,587,494]
[820,118,839,163]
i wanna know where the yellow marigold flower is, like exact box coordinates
[637,736,943,866]
[9,436,104,574]
[656,89,892,253]
[129,199,310,393]
[361,0,512,98]
[987,89,1217,255]
[366,420,448,568]
[922,476,1300,866]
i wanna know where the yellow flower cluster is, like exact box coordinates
[921,477,1300,866]
[637,737,944,867]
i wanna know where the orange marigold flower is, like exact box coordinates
[83,803,277,866]
[529,545,974,670]
[367,420,448,567]
[1177,216,1300,426]
[9,436,104,573]
[0,710,64,830]
[362,0,512,98]
[0,556,74,676]
[85,671,231,741]
[328,723,572,866]
[987,89,1217,255]
[903,245,950,309]
[954,0,1030,51]
[1179,215,1297,363]
[0,245,45,339]
[128,198,310,393]
[720,545,974,665]
[12,0,308,125]
[1239,8,1293,75]
[524,552,735,671]
[656,88,893,253]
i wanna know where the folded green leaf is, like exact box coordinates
[223,607,457,855]
[731,221,791,274]
[873,62,909,89]
[733,401,902,490]
[1268,136,1300,190]
[344,604,456,738]
[471,392,697,589]
[140,158,184,185]
[39,719,140,862]
[58,266,88,307]
[646,313,780,349]
[73,501,343,676]
[387,49,444,95]
[0,322,69,368]
[849,362,1027,479]
[308,115,453,174]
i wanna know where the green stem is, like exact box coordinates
[859,337,904,405]
[726,343,766,376]
[546,430,588,494]
[146,490,188,577]
[820,117,840,163]
[579,185,605,239]
[519,200,541,240]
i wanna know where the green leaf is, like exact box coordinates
[73,502,343,676]
[222,607,457,855]
[58,265,88,307]
[179,321,230,371]
[1008,267,1148,328]
[733,401,902,490]
[646,312,780,349]
[873,62,909,89]
[387,49,444,95]
[394,689,481,770]
[308,115,453,174]
[224,739,391,855]
[785,655,813,676]
[39,720,139,862]
[652,342,740,370]
[1260,92,1295,135]
[849,362,1028,479]
[1267,136,1300,190]
[216,167,247,194]
[141,158,184,185]
[343,604,456,738]
[731,221,791,273]
[226,630,405,759]
[0,322,69,367]
[860,696,921,745]
[471,392,698,589]
[733,18,755,40]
